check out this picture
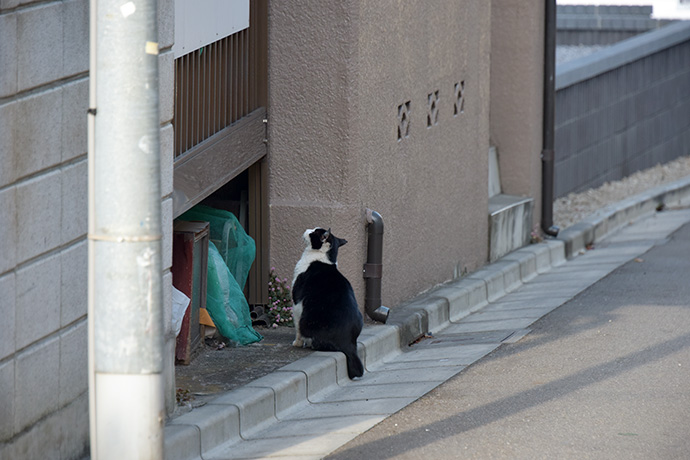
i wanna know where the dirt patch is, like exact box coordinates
[173,325,310,415]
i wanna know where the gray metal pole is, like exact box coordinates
[88,0,164,458]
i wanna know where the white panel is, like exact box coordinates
[173,0,250,58]
[95,373,165,459]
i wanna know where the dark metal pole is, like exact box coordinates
[542,0,560,237]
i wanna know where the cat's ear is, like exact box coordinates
[321,228,331,243]
[338,238,348,246]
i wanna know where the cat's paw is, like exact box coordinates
[292,338,304,348]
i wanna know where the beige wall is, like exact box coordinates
[490,0,545,227]
[267,0,492,311]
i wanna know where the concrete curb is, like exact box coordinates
[164,175,690,460]
[558,175,690,258]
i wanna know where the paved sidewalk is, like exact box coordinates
[327,211,690,460]
[164,177,690,460]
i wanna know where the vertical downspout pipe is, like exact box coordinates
[89,0,164,458]
[364,209,389,323]
[541,0,560,237]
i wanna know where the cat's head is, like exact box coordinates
[302,227,347,264]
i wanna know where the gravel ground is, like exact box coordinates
[553,155,690,230]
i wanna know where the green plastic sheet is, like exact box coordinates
[181,205,262,346]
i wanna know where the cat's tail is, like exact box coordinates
[345,346,364,379]
[311,339,364,379]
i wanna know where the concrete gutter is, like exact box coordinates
[163,175,690,460]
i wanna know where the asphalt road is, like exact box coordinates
[327,220,690,460]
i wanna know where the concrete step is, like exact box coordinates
[489,194,534,262]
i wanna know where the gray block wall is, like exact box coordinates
[554,21,690,198]
[0,1,90,457]
[0,0,175,458]
[556,4,672,46]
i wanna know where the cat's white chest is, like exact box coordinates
[291,248,331,348]
[292,249,332,285]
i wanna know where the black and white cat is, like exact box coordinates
[291,227,364,379]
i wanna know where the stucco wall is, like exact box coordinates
[0,0,175,457]
[267,0,492,310]
[489,0,545,228]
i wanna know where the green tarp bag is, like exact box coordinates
[206,241,262,345]
[180,205,255,290]
[180,205,262,346]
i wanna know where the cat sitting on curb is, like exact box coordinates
[291,227,364,379]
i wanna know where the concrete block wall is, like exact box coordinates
[0,0,176,457]
[157,0,177,420]
[0,0,90,457]
[554,22,690,198]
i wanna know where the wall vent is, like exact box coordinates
[454,81,465,116]
[397,101,411,140]
[427,90,440,127]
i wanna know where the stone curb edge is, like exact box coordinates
[163,174,690,460]
[557,175,690,259]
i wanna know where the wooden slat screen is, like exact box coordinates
[173,0,266,158]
